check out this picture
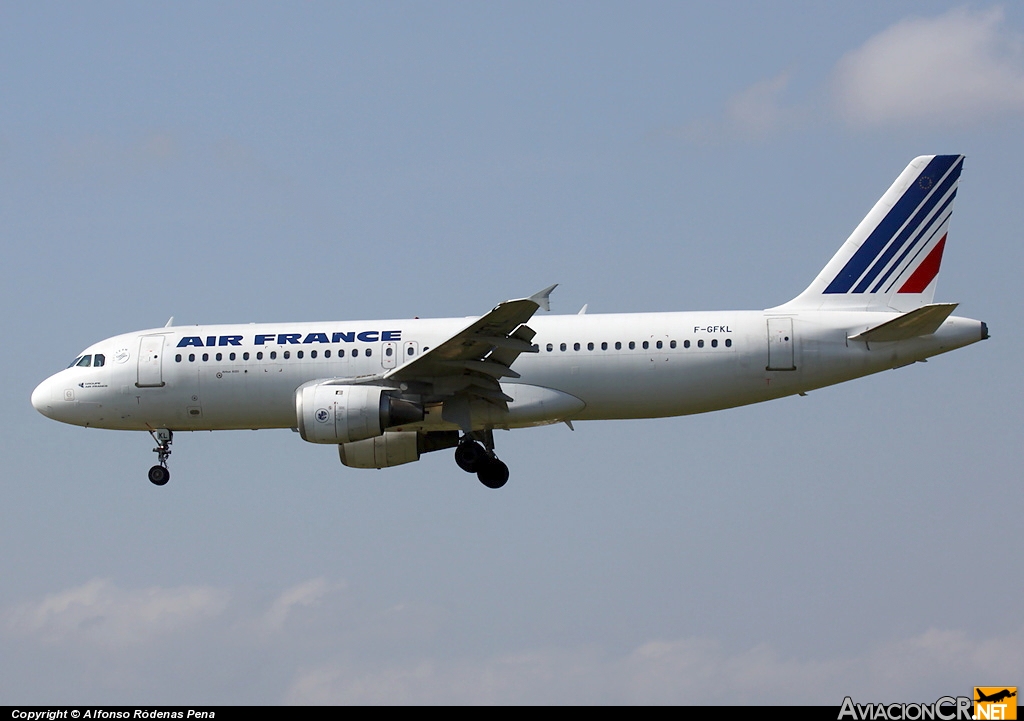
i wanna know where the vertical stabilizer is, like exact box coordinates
[777,155,964,312]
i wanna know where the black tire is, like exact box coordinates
[148,465,170,486]
[477,458,509,489]
[454,441,486,473]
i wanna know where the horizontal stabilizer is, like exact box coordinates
[850,303,958,342]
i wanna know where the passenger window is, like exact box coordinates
[352,349,359,357]
[94,354,105,367]
[628,341,635,350]
[243,352,250,360]
[311,350,317,359]
[256,352,263,360]
[270,351,277,360]
[560,343,567,351]
[297,351,304,359]
[656,341,662,349]
[202,353,209,361]
[684,340,691,348]
[670,340,676,349]
[366,348,372,357]
[76,356,92,367]
[642,341,649,350]
[229,352,236,361]
[546,343,553,352]
[283,351,290,359]
[697,340,704,348]
[407,347,414,356]
[175,354,182,363]
[615,342,621,350]
[338,349,345,358]
[325,350,331,358]
[725,338,732,348]
[588,342,594,351]
[216,352,223,361]
[711,339,718,348]
[601,342,608,350]
[573,342,580,351]
[189,353,195,362]
[385,347,393,357]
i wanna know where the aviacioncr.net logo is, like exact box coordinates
[839,696,973,720]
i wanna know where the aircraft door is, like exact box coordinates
[137,335,166,387]
[381,342,398,369]
[766,317,796,371]
[402,341,419,365]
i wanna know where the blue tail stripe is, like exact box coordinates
[823,155,961,294]
[852,160,962,293]
[872,193,955,293]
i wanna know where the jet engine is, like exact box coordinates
[340,430,460,469]
[295,383,423,444]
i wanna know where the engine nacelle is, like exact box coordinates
[295,383,423,444]
[339,432,420,468]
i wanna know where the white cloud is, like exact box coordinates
[833,6,1024,126]
[285,627,1024,705]
[259,577,336,633]
[5,578,229,648]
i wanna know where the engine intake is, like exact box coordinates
[295,383,423,444]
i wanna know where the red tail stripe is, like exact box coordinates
[898,235,946,294]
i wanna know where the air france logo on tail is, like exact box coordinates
[824,155,963,296]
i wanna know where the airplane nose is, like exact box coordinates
[31,378,54,418]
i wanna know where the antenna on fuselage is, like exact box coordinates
[164,316,174,328]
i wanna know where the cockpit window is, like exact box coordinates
[93,354,105,367]
[67,356,83,368]
[75,355,93,367]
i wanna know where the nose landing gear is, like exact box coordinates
[148,429,172,486]
[454,431,510,489]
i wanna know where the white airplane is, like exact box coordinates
[31,155,987,489]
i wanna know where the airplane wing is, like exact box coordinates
[383,285,557,430]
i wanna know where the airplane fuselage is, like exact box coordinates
[31,308,986,434]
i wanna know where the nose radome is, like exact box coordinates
[31,378,53,417]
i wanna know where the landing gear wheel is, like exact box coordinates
[148,465,170,486]
[455,440,487,473]
[476,458,509,489]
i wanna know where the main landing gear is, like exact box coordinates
[148,429,172,486]
[454,431,509,489]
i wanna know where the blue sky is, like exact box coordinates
[1,2,1022,704]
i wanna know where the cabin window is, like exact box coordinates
[283,351,290,359]
[656,341,663,349]
[216,352,223,361]
[297,350,304,359]
[229,352,236,361]
[352,349,359,357]
[325,350,331,358]
[725,338,732,348]
[628,341,635,350]
[407,347,415,355]
[642,341,649,350]
[189,353,195,362]
[385,347,393,357]
[310,350,317,359]
[684,340,690,348]
[574,342,580,351]
[202,353,209,361]
[711,339,718,348]
[546,343,553,352]
[366,348,372,357]
[256,352,263,360]
[670,340,676,349]
[697,340,704,348]
[175,354,182,362]
[560,343,567,351]
[615,342,621,350]
[601,342,608,350]
[338,349,345,358]
[588,342,594,351]
[270,351,277,360]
